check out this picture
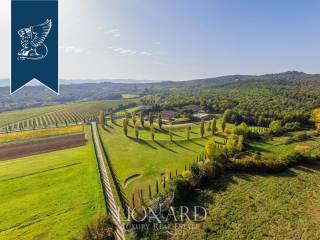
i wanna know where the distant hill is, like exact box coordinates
[0,71,319,113]
[0,78,163,87]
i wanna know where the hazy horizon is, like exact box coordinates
[1,0,320,80]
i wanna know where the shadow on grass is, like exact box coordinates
[154,140,177,153]
[249,145,271,153]
[190,139,205,147]
[102,125,111,133]
[172,141,196,152]
[128,136,158,150]
[112,121,121,127]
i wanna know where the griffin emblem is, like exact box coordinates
[17,19,52,61]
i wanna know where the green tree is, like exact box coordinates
[151,124,155,141]
[123,119,128,137]
[149,112,154,125]
[135,123,139,140]
[211,118,217,136]
[269,120,283,135]
[98,111,105,125]
[237,135,244,151]
[125,112,130,125]
[132,112,137,125]
[109,110,114,124]
[223,109,232,122]
[140,112,145,128]
[158,113,163,129]
[205,139,222,160]
[169,124,173,142]
[19,122,24,131]
[233,122,249,138]
[206,121,211,132]
[226,135,238,153]
[221,116,226,132]
[200,120,205,137]
[187,125,191,140]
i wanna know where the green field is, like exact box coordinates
[250,131,320,158]
[169,163,320,239]
[99,120,219,206]
[0,127,105,240]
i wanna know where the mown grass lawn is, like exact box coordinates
[98,120,224,206]
[0,127,105,240]
[170,163,320,239]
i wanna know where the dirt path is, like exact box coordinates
[91,122,125,240]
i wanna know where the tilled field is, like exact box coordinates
[0,133,87,161]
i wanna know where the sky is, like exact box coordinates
[0,0,319,81]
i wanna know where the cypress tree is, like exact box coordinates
[200,120,205,137]
[187,125,191,140]
[211,118,217,136]
[135,123,139,140]
[132,112,137,125]
[148,184,152,199]
[156,180,159,194]
[132,193,135,208]
[151,124,155,141]
[123,119,128,137]
[158,113,162,129]
[140,112,145,128]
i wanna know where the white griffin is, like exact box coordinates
[17,19,52,61]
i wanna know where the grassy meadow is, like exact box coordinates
[0,127,105,240]
[99,120,219,205]
[250,131,320,158]
[170,163,320,240]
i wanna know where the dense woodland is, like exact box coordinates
[1,72,320,129]
[151,72,320,127]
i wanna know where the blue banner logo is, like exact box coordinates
[11,0,58,94]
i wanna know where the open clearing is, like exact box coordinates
[0,127,105,240]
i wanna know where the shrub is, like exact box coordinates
[295,132,309,141]
[233,152,315,173]
[269,120,284,136]
[284,122,301,131]
[81,215,115,240]
[170,177,194,206]
[181,170,192,179]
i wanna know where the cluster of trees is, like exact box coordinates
[121,111,163,140]
[157,73,320,128]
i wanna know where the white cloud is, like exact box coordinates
[99,28,121,38]
[103,28,120,34]
[108,46,168,57]
[113,48,137,55]
[60,45,85,54]
[140,51,152,56]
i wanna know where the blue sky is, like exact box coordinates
[1,0,319,80]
